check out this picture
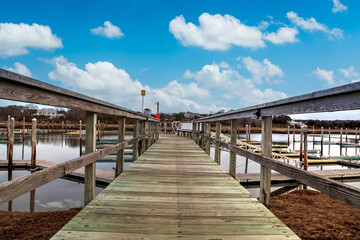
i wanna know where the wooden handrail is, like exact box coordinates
[196,81,360,122]
[0,68,158,121]
[194,132,360,209]
[0,131,156,205]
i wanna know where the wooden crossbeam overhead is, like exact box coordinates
[0,69,158,121]
[196,81,360,122]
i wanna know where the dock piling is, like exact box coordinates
[215,122,221,165]
[229,119,237,178]
[30,118,37,212]
[84,112,97,206]
[260,116,272,208]
[116,117,125,177]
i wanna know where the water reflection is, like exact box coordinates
[0,132,358,211]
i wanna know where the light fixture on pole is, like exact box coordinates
[141,90,145,114]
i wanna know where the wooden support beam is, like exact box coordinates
[115,117,125,177]
[22,117,25,160]
[229,119,237,178]
[293,125,295,150]
[141,121,146,154]
[155,122,159,141]
[340,127,343,156]
[8,117,14,211]
[133,120,139,160]
[196,132,360,208]
[270,184,301,197]
[84,112,97,206]
[30,118,37,212]
[215,122,221,164]
[0,130,155,206]
[200,123,205,150]
[79,120,82,156]
[205,123,210,155]
[196,123,200,146]
[320,127,324,156]
[302,125,308,190]
[287,126,290,146]
[260,116,272,208]
[31,118,37,170]
[147,121,151,149]
[312,126,315,150]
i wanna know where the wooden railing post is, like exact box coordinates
[302,125,308,189]
[200,123,205,150]
[133,120,139,160]
[205,122,210,155]
[141,121,146,154]
[79,120,83,156]
[287,126,290,146]
[192,121,196,142]
[229,119,237,178]
[340,127,343,156]
[30,118,37,212]
[156,122,159,141]
[196,123,200,145]
[8,117,14,211]
[260,116,272,208]
[320,127,324,156]
[116,117,125,177]
[84,112,97,206]
[215,121,221,164]
[147,121,151,149]
[293,125,295,150]
[7,115,10,161]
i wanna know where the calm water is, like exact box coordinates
[0,132,358,211]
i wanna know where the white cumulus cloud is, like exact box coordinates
[169,13,265,50]
[90,21,124,39]
[332,0,348,13]
[313,67,335,85]
[286,11,343,39]
[0,22,62,57]
[182,69,194,79]
[264,27,299,44]
[47,56,287,113]
[47,56,221,113]
[340,66,358,78]
[5,62,32,77]
[241,57,284,84]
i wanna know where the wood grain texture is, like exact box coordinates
[229,119,237,178]
[85,112,97,206]
[0,131,156,205]
[196,82,360,122]
[51,135,298,239]
[115,117,125,177]
[260,116,272,208]
[0,69,158,121]
[215,122,221,164]
[195,132,360,209]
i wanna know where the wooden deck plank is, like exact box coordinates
[52,134,298,239]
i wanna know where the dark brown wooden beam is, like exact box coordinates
[0,69,158,121]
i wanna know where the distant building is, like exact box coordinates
[184,112,201,119]
[34,108,64,119]
[144,108,152,116]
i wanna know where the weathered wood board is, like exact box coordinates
[52,135,298,239]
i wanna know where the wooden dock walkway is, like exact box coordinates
[52,135,298,239]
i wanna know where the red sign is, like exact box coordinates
[156,113,160,119]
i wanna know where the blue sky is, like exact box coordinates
[1,0,359,119]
